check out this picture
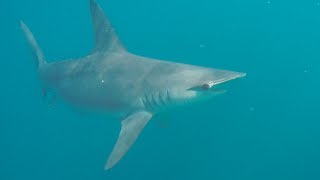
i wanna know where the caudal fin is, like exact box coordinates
[20,21,46,68]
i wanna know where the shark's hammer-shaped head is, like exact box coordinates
[171,69,246,104]
[188,68,246,93]
[141,62,246,113]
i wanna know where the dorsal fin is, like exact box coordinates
[90,0,126,52]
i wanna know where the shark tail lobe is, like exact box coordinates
[20,21,46,68]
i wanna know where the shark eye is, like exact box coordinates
[201,83,210,90]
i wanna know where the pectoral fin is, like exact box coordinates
[105,111,153,170]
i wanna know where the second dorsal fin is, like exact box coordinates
[90,0,126,52]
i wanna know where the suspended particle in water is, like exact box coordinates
[249,107,255,112]
[199,44,206,48]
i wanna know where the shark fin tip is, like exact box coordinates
[104,164,112,171]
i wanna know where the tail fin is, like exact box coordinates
[20,21,46,67]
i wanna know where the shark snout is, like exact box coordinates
[202,71,246,90]
[187,71,246,92]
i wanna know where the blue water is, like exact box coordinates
[1,0,320,179]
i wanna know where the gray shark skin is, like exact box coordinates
[21,0,246,170]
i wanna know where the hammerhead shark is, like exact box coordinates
[21,0,246,170]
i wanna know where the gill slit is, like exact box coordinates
[151,93,159,109]
[159,91,167,108]
[141,96,147,109]
[143,94,152,110]
[166,89,171,103]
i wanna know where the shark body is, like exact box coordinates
[21,0,246,170]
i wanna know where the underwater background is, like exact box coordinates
[1,0,320,179]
